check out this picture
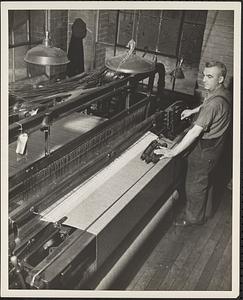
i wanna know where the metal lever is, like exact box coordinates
[9,218,26,289]
[9,218,20,254]
[10,255,27,288]
[41,112,51,156]
[54,216,68,229]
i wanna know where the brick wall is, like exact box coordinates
[50,10,68,51]
[27,10,69,80]
[49,10,68,78]
[197,10,234,98]
[95,10,109,69]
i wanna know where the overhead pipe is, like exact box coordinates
[113,10,120,57]
[172,11,186,90]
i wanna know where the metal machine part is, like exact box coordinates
[9,68,120,125]
[8,63,188,289]
[9,219,96,289]
[8,70,158,289]
[159,100,191,139]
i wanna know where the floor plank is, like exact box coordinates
[127,217,186,290]
[125,187,232,291]
[182,231,226,290]
[145,226,194,290]
[158,225,206,290]
[194,221,231,290]
[172,192,231,291]
[207,237,232,291]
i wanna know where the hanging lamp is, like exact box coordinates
[24,10,69,66]
[106,11,155,74]
[170,57,185,79]
[106,39,155,74]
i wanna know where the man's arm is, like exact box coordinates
[181,105,202,120]
[192,105,202,114]
[154,124,204,158]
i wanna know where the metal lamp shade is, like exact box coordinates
[170,67,185,79]
[106,53,155,74]
[170,57,185,79]
[24,32,69,66]
[24,45,70,66]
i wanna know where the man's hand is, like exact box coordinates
[181,109,193,120]
[154,147,175,159]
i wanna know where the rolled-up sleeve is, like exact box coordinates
[194,102,218,132]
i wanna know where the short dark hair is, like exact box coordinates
[205,61,227,79]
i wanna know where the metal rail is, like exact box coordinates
[9,71,155,143]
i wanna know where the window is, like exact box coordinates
[9,10,45,82]
[97,10,207,94]
[98,10,207,63]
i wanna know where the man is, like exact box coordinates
[154,61,232,226]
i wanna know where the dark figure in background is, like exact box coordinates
[67,18,87,77]
[154,61,232,226]
[156,62,166,98]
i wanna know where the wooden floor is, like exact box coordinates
[111,187,232,291]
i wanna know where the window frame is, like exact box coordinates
[9,10,44,82]
[97,10,207,61]
[96,10,207,92]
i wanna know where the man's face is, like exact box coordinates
[202,66,224,92]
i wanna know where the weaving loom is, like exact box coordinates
[8,66,187,289]
[9,68,119,124]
